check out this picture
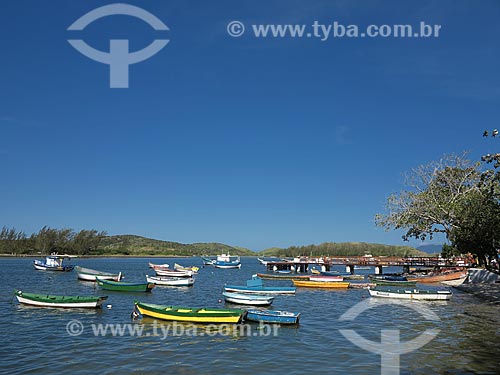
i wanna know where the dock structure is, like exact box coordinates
[265,256,472,274]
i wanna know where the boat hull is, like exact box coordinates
[214,262,241,269]
[223,285,296,295]
[96,278,154,292]
[75,266,122,281]
[135,302,244,323]
[155,269,193,277]
[293,280,350,288]
[407,270,468,284]
[309,276,344,282]
[146,276,195,286]
[222,292,274,306]
[244,309,300,324]
[372,280,417,287]
[368,288,452,300]
[33,263,74,272]
[16,291,107,308]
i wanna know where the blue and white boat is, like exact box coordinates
[245,309,301,324]
[224,276,296,295]
[222,291,274,305]
[33,255,75,272]
[214,254,241,269]
[201,257,215,266]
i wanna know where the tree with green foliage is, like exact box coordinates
[376,133,500,267]
[375,153,481,241]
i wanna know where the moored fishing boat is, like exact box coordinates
[33,255,75,272]
[244,309,300,324]
[146,275,195,286]
[407,269,468,284]
[256,273,309,280]
[75,266,122,281]
[293,280,350,288]
[214,254,241,269]
[174,263,199,273]
[368,287,452,300]
[96,278,155,292]
[369,275,416,287]
[201,257,215,265]
[148,262,170,270]
[15,290,107,308]
[222,291,274,306]
[309,275,344,282]
[224,276,296,294]
[155,268,193,277]
[134,301,244,323]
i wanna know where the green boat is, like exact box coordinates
[96,278,155,292]
[372,279,417,287]
[135,301,244,323]
[15,290,108,308]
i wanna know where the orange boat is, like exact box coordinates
[407,269,468,284]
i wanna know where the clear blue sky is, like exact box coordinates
[1,0,499,250]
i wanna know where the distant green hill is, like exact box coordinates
[260,242,426,257]
[97,235,255,256]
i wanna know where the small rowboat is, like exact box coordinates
[201,257,215,265]
[96,278,155,292]
[292,280,350,288]
[75,266,122,281]
[148,262,170,270]
[15,290,107,308]
[373,279,416,286]
[224,276,296,295]
[244,309,300,324]
[369,275,416,287]
[155,268,193,277]
[134,301,244,323]
[174,263,199,273]
[368,287,452,301]
[222,291,274,306]
[407,269,468,284]
[146,275,195,286]
[309,275,344,282]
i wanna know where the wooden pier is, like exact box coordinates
[265,256,472,274]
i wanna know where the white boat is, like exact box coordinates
[75,266,122,281]
[148,262,169,270]
[15,290,108,308]
[368,288,452,301]
[33,255,75,272]
[155,268,193,277]
[146,275,195,286]
[440,275,468,286]
[309,275,344,282]
[214,254,241,269]
[174,263,199,273]
[222,291,274,306]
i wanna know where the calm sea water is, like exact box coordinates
[1,257,499,375]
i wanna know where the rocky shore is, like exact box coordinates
[456,268,500,305]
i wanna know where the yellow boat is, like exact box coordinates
[134,302,244,323]
[292,280,350,288]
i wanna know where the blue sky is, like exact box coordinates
[1,0,499,250]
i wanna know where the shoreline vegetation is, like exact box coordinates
[1,226,429,258]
